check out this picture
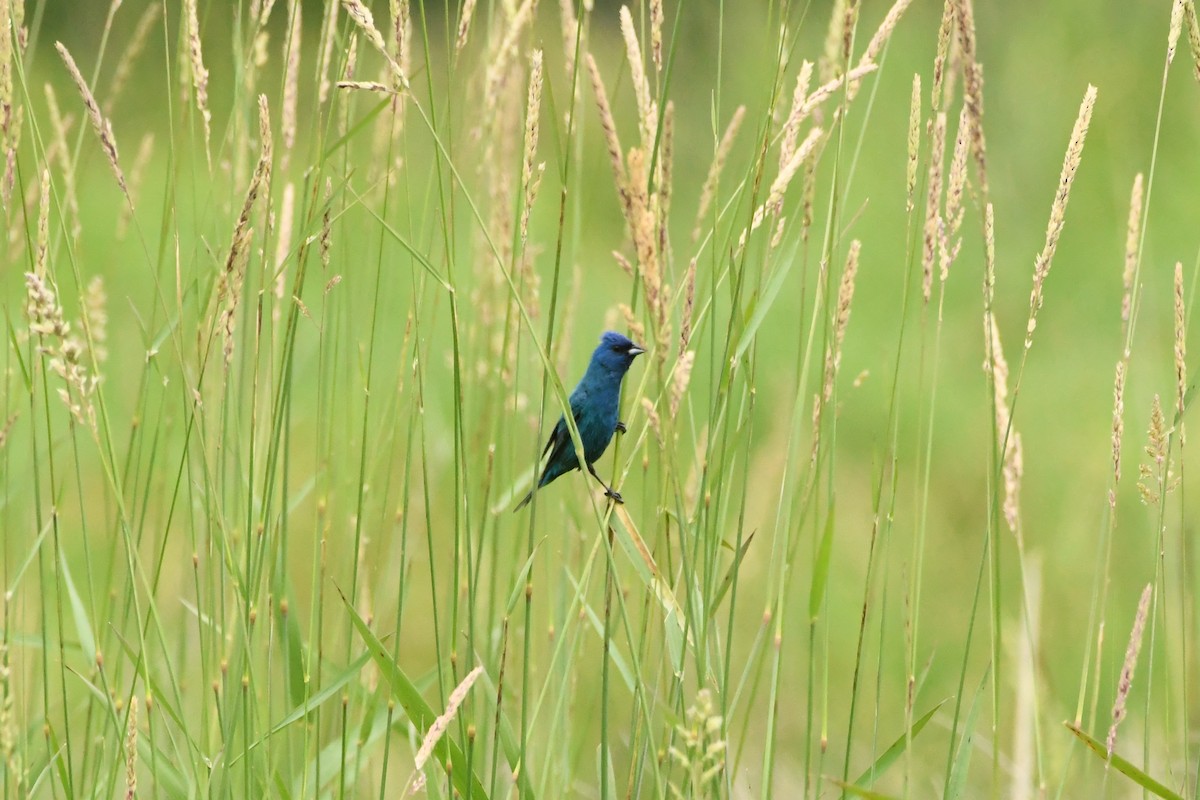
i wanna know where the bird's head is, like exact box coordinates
[593,331,646,374]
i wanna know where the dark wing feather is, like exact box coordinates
[543,407,583,465]
[540,390,587,476]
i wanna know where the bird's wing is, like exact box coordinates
[542,390,588,463]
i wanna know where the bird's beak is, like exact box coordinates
[629,344,646,357]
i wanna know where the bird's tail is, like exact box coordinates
[513,488,535,513]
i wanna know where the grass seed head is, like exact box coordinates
[1185,0,1200,84]
[906,74,921,211]
[693,105,745,242]
[184,0,212,162]
[1169,0,1186,63]
[1175,262,1187,425]
[56,42,128,196]
[124,696,138,800]
[1026,84,1096,349]
[520,50,544,248]
[1110,360,1126,508]
[932,0,955,109]
[1121,173,1144,330]
[620,5,657,152]
[105,2,160,116]
[1107,584,1152,758]
[456,0,478,53]
[922,113,947,303]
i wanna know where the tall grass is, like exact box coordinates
[1,0,1199,797]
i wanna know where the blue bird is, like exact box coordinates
[515,331,646,511]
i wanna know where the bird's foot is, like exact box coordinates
[604,488,624,504]
[615,421,627,434]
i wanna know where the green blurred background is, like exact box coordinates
[5,0,1200,795]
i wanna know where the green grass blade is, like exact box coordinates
[1065,723,1185,800]
[946,669,989,800]
[849,698,949,791]
[57,549,95,662]
[828,779,902,800]
[709,531,756,618]
[339,588,493,800]
[810,503,836,621]
[234,651,372,764]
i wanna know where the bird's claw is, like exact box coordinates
[605,488,624,504]
[615,421,627,434]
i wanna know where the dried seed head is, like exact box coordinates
[922,113,947,303]
[274,181,296,297]
[409,666,483,792]
[945,105,970,236]
[1110,360,1126,508]
[613,250,634,277]
[55,42,128,196]
[184,0,212,163]
[43,83,81,238]
[558,0,582,77]
[850,0,912,98]
[660,100,675,223]
[801,63,877,120]
[481,0,532,126]
[1107,584,1152,758]
[619,303,646,347]
[861,0,912,66]
[1137,395,1172,505]
[820,241,861,405]
[1121,173,1144,332]
[820,0,849,83]
[125,696,138,800]
[35,168,49,278]
[456,0,478,53]
[391,0,411,76]
[983,202,996,308]
[983,311,1022,532]
[620,5,657,152]
[1185,0,1200,84]
[25,271,68,340]
[651,0,664,72]
[670,351,695,418]
[679,257,697,353]
[1026,85,1096,349]
[740,126,822,252]
[1175,262,1186,424]
[282,1,302,156]
[82,276,109,366]
[1169,0,1186,63]
[952,0,989,196]
[906,74,921,212]
[520,50,544,248]
[693,105,745,242]
[317,0,339,104]
[0,0,12,147]
[767,127,823,215]
[641,397,662,445]
[341,0,407,88]
[25,272,97,430]
[321,178,333,270]
[780,62,814,173]
[219,96,273,368]
[105,3,160,115]
[586,54,630,214]
[931,0,955,110]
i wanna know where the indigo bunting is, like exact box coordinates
[515,331,645,511]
